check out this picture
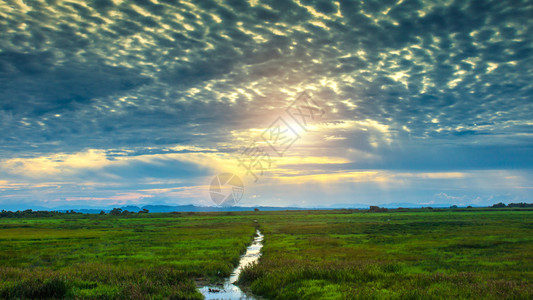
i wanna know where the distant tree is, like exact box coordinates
[0,209,86,218]
[99,210,105,215]
[139,209,149,213]
[507,202,533,208]
[491,202,506,208]
[450,205,458,209]
[467,205,473,209]
[254,208,260,212]
[110,208,122,215]
[369,206,388,212]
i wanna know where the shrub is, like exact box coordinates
[1,277,69,299]
[369,206,388,212]
[110,208,123,215]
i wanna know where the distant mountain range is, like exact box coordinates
[56,205,315,214]
[294,202,464,209]
[2,203,491,213]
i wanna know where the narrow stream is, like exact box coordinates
[199,229,263,300]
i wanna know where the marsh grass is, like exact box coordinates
[0,213,257,299]
[1,210,532,299]
[239,210,533,299]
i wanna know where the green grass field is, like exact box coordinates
[241,210,533,299]
[0,212,257,299]
[1,209,532,299]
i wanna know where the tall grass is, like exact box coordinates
[238,210,533,299]
[1,210,532,299]
[0,213,257,299]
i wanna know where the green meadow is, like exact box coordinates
[1,209,532,299]
[242,209,533,299]
[0,213,257,299]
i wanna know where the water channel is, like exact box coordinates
[198,229,263,300]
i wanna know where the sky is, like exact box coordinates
[1,0,532,210]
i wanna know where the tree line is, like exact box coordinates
[0,208,150,218]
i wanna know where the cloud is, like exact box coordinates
[1,0,532,207]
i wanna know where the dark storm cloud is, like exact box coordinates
[0,55,151,114]
[0,0,532,172]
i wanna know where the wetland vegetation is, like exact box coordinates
[1,208,532,299]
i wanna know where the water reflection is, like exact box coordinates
[199,229,263,300]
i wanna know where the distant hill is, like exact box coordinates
[139,205,310,213]
[48,205,314,214]
[3,203,493,213]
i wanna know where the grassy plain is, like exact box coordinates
[241,209,533,299]
[1,209,532,299]
[0,212,257,299]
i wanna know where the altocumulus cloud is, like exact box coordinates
[0,0,532,208]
